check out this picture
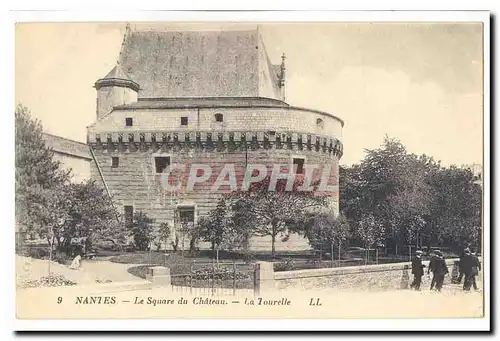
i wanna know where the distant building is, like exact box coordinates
[42,133,91,183]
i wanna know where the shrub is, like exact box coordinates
[18,274,76,288]
[23,246,49,259]
[187,265,251,281]
[273,258,295,272]
[130,212,155,251]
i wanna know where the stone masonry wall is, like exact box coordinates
[274,259,459,292]
[89,107,343,140]
[90,147,339,251]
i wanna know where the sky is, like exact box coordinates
[15,22,483,166]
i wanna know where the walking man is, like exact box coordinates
[456,248,469,284]
[428,250,439,290]
[432,250,449,292]
[461,249,481,291]
[410,250,426,290]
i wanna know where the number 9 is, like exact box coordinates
[57,297,63,304]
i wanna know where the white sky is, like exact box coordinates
[15,22,483,166]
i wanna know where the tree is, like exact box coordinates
[197,200,227,251]
[154,222,171,251]
[429,166,482,252]
[354,213,385,263]
[130,212,155,251]
[304,213,350,260]
[59,180,120,251]
[229,174,328,256]
[15,104,70,238]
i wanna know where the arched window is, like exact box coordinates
[215,113,224,122]
[316,118,324,129]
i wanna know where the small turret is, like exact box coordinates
[94,64,140,120]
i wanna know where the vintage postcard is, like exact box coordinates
[12,11,490,331]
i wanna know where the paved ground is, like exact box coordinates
[16,255,145,286]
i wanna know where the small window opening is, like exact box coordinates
[111,157,119,168]
[155,157,170,174]
[316,118,324,129]
[125,117,133,127]
[177,207,195,232]
[215,113,224,122]
[293,158,305,174]
[181,117,189,126]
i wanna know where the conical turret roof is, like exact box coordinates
[95,64,140,92]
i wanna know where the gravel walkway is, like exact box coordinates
[16,255,144,286]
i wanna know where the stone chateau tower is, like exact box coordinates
[87,25,344,251]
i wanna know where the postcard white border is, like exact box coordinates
[4,6,492,334]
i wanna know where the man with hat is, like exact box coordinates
[410,250,426,290]
[461,248,481,291]
[428,249,439,290]
[456,247,470,284]
[432,249,449,292]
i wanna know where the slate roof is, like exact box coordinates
[43,133,91,160]
[103,64,133,80]
[118,29,281,99]
[95,64,140,92]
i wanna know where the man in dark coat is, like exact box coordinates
[461,249,481,291]
[410,250,426,290]
[456,248,469,284]
[432,250,449,292]
[428,250,439,290]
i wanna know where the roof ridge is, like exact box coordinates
[42,132,87,146]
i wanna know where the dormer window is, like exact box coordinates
[316,118,324,129]
[125,117,133,127]
[215,113,224,122]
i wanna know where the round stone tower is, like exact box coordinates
[87,27,344,252]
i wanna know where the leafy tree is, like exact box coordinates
[15,105,121,256]
[130,212,155,251]
[56,180,121,253]
[303,213,350,260]
[229,174,328,255]
[15,104,70,239]
[353,213,385,263]
[154,222,171,251]
[197,200,227,251]
[196,198,251,252]
[429,166,482,252]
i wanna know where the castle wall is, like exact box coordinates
[90,142,340,251]
[89,107,343,140]
[88,102,342,252]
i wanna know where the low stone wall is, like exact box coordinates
[274,259,458,292]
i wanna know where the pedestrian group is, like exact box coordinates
[410,248,481,292]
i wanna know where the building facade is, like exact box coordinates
[43,133,92,183]
[87,27,344,251]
